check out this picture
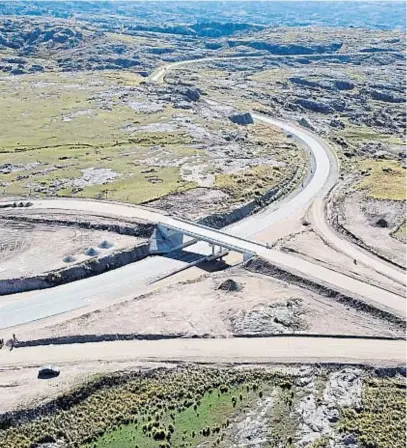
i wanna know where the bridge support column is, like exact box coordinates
[150,224,184,254]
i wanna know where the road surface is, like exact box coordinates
[0,57,405,329]
[1,337,405,367]
[0,195,405,331]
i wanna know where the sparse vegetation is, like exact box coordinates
[0,367,293,448]
[340,377,406,448]
[356,160,406,201]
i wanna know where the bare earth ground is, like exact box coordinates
[0,219,140,279]
[342,192,406,267]
[0,337,404,425]
[0,361,172,414]
[12,269,403,343]
[276,228,405,294]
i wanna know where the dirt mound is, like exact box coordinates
[375,218,389,228]
[99,240,114,249]
[84,247,99,257]
[217,278,243,292]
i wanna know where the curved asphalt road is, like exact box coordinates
[0,57,405,329]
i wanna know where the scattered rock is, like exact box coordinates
[329,118,345,129]
[177,86,201,102]
[63,255,76,263]
[218,278,243,292]
[334,79,355,90]
[230,298,305,335]
[342,434,358,446]
[229,112,254,126]
[375,218,388,228]
[296,98,334,114]
[370,89,404,103]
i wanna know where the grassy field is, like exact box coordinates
[0,71,202,202]
[0,367,404,448]
[91,382,263,448]
[339,123,405,146]
[215,164,288,202]
[0,367,285,448]
[356,159,406,201]
[0,69,301,205]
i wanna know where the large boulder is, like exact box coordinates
[334,79,355,90]
[375,218,389,228]
[296,98,334,114]
[218,278,243,292]
[177,86,201,102]
[370,89,404,103]
[229,112,254,126]
[298,117,315,130]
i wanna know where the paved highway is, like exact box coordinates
[0,57,405,329]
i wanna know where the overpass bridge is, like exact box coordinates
[149,219,265,260]
[147,216,405,318]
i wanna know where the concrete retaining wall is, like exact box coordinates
[0,243,150,295]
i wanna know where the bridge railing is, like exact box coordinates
[164,217,270,249]
[158,220,261,256]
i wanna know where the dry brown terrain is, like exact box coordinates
[12,268,403,343]
[276,228,405,294]
[342,192,406,267]
[0,219,140,279]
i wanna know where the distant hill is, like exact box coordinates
[0,1,405,31]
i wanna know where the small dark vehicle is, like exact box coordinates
[38,365,60,379]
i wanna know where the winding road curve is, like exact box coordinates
[0,55,405,375]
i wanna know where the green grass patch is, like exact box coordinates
[339,123,404,145]
[356,160,406,201]
[0,367,292,448]
[92,383,262,448]
[248,68,293,83]
[74,166,196,204]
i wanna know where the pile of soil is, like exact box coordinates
[217,278,243,292]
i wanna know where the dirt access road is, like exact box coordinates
[0,56,405,329]
[1,337,405,367]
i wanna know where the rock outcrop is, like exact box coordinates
[229,112,254,125]
[296,98,334,114]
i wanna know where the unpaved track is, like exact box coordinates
[157,57,406,287]
[1,197,404,331]
[1,337,405,366]
[0,56,405,329]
